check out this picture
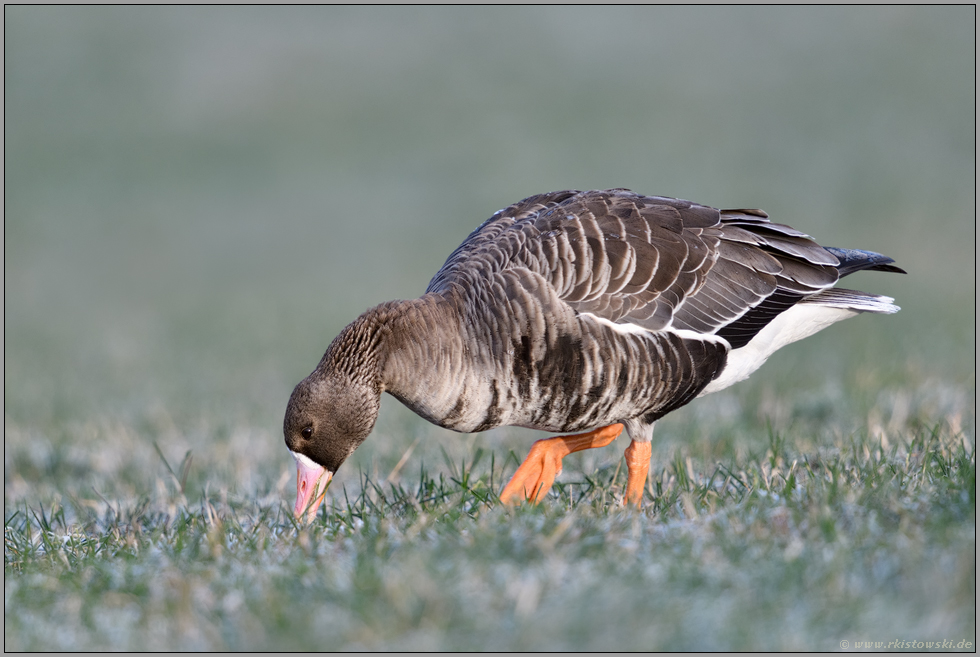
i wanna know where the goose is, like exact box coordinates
[284,189,904,521]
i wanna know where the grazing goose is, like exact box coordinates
[285,189,904,520]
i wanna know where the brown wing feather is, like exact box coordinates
[427,189,842,345]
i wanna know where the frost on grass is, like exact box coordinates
[4,407,975,650]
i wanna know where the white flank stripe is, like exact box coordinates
[583,313,655,336]
[583,313,730,346]
[664,328,730,346]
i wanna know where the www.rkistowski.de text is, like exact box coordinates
[840,639,973,650]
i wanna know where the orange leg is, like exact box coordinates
[623,440,652,507]
[500,423,624,504]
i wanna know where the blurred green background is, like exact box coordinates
[5,6,975,503]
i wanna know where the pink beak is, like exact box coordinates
[292,452,333,523]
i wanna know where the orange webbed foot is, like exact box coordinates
[500,423,624,505]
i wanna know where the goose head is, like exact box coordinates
[284,370,380,522]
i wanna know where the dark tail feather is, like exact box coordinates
[823,247,907,277]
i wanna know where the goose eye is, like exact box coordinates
[301,426,313,440]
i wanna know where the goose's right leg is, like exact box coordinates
[623,439,651,507]
[500,423,624,504]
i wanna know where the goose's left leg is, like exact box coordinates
[500,423,624,504]
[623,440,651,507]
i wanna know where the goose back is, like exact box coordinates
[417,189,877,435]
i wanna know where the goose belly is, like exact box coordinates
[426,314,728,434]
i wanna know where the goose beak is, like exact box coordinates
[292,452,332,523]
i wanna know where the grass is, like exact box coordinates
[5,417,974,650]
